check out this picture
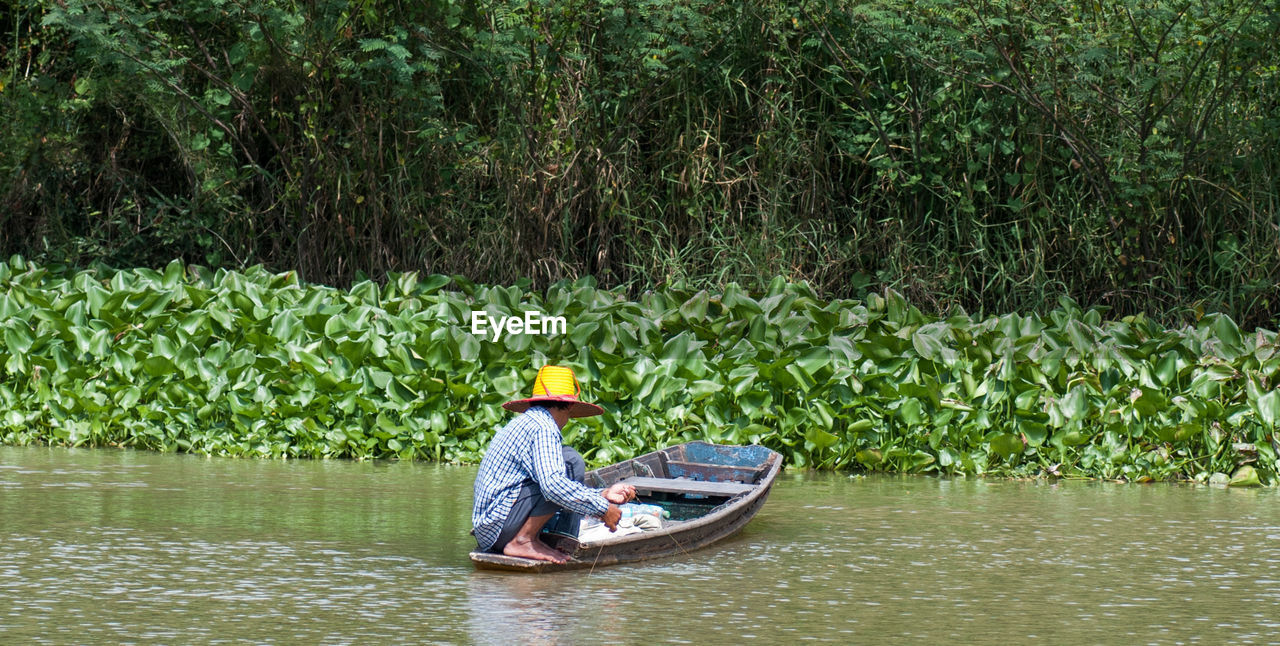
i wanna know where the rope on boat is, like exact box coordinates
[665,531,691,559]
[587,545,605,576]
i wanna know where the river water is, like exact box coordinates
[3,446,1280,644]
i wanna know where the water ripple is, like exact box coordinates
[5,447,1280,643]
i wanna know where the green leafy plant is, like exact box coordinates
[2,257,1277,484]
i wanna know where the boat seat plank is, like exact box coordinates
[664,460,763,483]
[620,476,757,497]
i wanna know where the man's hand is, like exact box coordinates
[602,504,622,532]
[603,483,636,505]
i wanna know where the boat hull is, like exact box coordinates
[469,441,781,572]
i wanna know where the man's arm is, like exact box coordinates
[528,426,612,519]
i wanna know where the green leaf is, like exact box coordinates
[1054,429,1090,447]
[739,391,771,417]
[811,401,836,430]
[163,259,184,287]
[1229,465,1260,487]
[784,363,816,393]
[141,356,175,377]
[419,275,451,294]
[1132,389,1167,417]
[989,433,1024,458]
[1065,320,1094,354]
[1059,386,1090,423]
[1154,351,1180,386]
[177,312,209,337]
[729,368,757,397]
[897,398,924,425]
[289,347,329,374]
[270,310,303,342]
[3,325,33,355]
[805,427,839,449]
[208,88,232,106]
[688,379,723,401]
[855,449,883,466]
[1255,389,1280,428]
[660,332,692,363]
[679,290,709,323]
[911,329,945,361]
[152,334,178,359]
[1018,420,1048,447]
[938,447,958,468]
[1212,315,1243,353]
[454,331,480,363]
[794,347,831,378]
[117,386,141,410]
[848,418,874,433]
[568,321,598,349]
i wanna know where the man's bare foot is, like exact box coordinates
[503,537,569,563]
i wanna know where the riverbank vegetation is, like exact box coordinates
[4,0,1279,326]
[2,258,1278,484]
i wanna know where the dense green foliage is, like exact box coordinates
[3,257,1278,484]
[3,1,1278,325]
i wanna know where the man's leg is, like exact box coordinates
[490,481,559,554]
[502,511,567,563]
[489,446,587,562]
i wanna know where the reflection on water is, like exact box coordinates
[468,573,583,645]
[4,446,1280,643]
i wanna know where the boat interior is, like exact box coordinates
[582,442,778,521]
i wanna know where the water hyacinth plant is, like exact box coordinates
[1,256,1278,484]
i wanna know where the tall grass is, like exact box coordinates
[1,0,1277,325]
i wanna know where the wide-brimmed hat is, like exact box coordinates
[502,365,604,418]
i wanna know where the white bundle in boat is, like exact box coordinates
[578,503,665,542]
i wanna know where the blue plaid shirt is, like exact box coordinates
[471,406,611,550]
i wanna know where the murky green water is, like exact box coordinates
[4,446,1280,644]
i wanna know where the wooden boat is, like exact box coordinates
[469,441,782,573]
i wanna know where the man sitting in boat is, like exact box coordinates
[471,365,636,563]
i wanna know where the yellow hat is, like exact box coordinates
[502,365,604,418]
